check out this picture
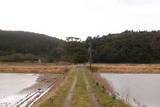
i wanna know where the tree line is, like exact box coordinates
[1,30,160,63]
[87,31,160,63]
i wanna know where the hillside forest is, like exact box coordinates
[0,30,160,63]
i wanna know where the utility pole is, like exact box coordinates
[88,42,92,70]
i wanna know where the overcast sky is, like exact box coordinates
[0,0,160,40]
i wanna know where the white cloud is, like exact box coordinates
[0,0,160,40]
[122,0,160,5]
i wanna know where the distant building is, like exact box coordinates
[66,37,81,42]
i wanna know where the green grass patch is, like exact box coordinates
[72,68,92,107]
[85,68,130,107]
[40,70,76,107]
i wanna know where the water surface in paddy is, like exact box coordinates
[0,73,38,96]
[101,73,160,107]
[0,73,39,107]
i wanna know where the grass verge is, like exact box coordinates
[85,68,130,107]
[72,68,92,107]
[39,69,76,107]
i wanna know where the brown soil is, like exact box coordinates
[21,73,63,93]
[31,73,66,107]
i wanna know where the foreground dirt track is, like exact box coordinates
[88,64,160,73]
[0,63,74,73]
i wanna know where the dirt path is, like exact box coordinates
[83,71,100,107]
[62,73,77,107]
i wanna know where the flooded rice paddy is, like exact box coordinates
[101,73,160,107]
[0,73,61,107]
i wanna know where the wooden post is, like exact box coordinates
[88,42,92,70]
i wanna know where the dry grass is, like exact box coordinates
[0,63,75,73]
[86,64,160,73]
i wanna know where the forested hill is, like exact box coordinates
[1,30,160,63]
[0,30,65,62]
[87,31,160,63]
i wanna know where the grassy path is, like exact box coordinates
[83,71,100,107]
[39,67,130,107]
[62,74,77,107]
[72,68,92,107]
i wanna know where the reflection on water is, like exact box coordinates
[101,73,160,107]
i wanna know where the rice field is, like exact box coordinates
[0,63,75,73]
[88,64,160,73]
